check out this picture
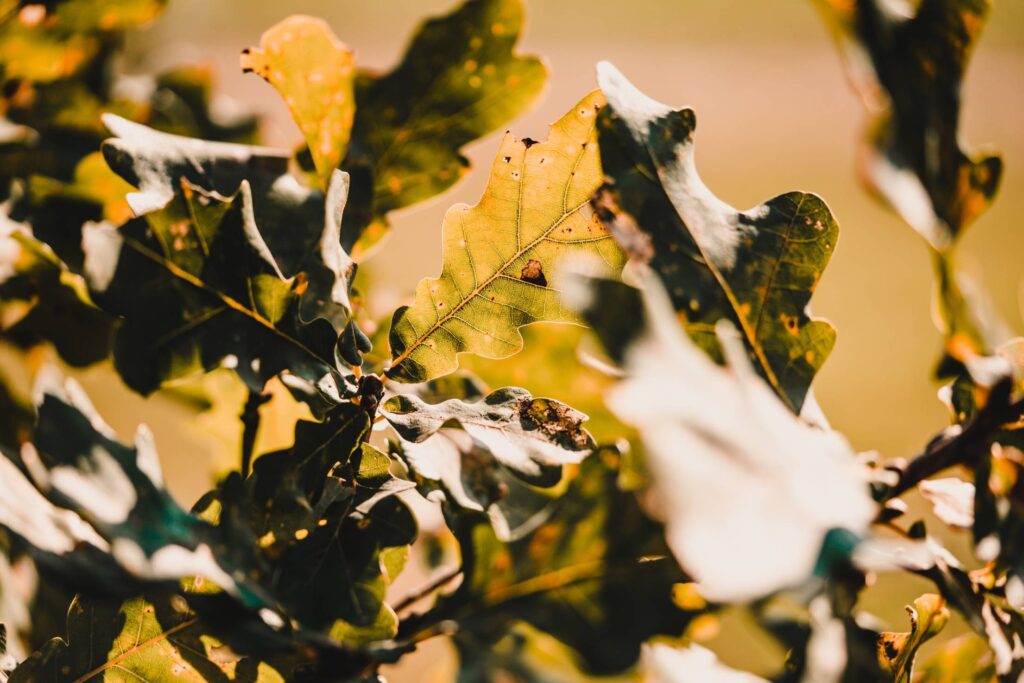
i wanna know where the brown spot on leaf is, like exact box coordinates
[521,137,538,149]
[519,259,547,286]
[519,398,593,450]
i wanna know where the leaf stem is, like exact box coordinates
[882,377,1022,501]
[240,388,271,478]
[393,566,463,615]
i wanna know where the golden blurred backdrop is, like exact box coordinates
[4,0,1022,678]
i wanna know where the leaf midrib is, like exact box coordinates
[640,135,796,411]
[73,617,197,683]
[388,196,593,373]
[122,234,334,372]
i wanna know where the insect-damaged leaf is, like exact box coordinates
[391,428,559,543]
[383,387,594,485]
[387,90,625,383]
[594,62,836,413]
[241,16,355,189]
[12,593,283,683]
[343,0,548,255]
[816,0,1002,249]
[565,273,874,602]
[385,386,592,540]
[406,448,694,676]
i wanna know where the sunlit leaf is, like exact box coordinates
[594,62,837,412]
[99,113,290,217]
[918,478,974,528]
[344,0,548,255]
[242,15,355,188]
[12,592,283,683]
[565,273,874,601]
[815,0,1002,249]
[387,90,624,383]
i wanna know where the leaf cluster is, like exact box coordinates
[0,0,1019,681]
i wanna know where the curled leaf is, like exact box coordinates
[877,594,950,683]
[383,387,594,485]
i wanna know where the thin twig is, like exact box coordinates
[883,377,1023,501]
[392,566,463,615]
[240,388,271,478]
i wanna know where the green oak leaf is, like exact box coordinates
[101,114,356,330]
[241,403,413,547]
[99,113,290,216]
[594,62,837,413]
[343,0,548,255]
[0,371,281,621]
[404,448,694,675]
[11,593,283,683]
[241,15,355,189]
[0,208,113,366]
[273,494,415,639]
[387,90,625,383]
[877,594,950,683]
[383,387,594,486]
[815,0,1002,249]
[198,400,415,645]
[83,175,351,399]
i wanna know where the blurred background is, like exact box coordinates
[8,0,1023,678]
